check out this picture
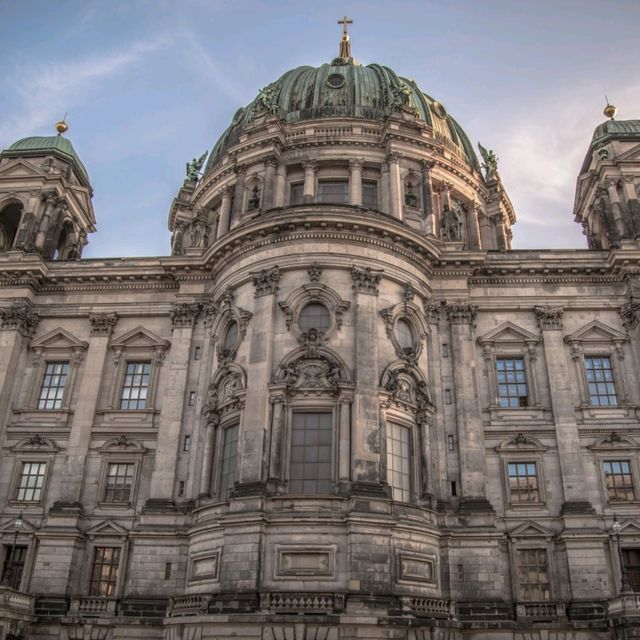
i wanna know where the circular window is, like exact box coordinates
[327,73,345,89]
[395,318,415,351]
[432,101,447,119]
[223,320,239,351]
[298,303,331,331]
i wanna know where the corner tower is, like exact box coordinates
[0,121,95,260]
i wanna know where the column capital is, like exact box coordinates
[264,155,279,168]
[351,265,382,295]
[222,184,234,198]
[604,176,620,189]
[623,175,636,184]
[88,312,118,336]
[0,303,39,337]
[233,164,247,176]
[302,159,317,172]
[420,159,435,173]
[534,305,563,331]
[251,265,281,297]
[445,300,477,325]
[169,302,202,329]
[349,158,364,171]
[386,152,402,165]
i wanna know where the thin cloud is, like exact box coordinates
[0,35,170,146]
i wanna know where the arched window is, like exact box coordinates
[394,318,415,351]
[0,202,23,252]
[298,302,331,331]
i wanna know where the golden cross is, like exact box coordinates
[338,16,353,36]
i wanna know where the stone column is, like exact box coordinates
[479,212,494,249]
[418,410,434,499]
[56,313,118,508]
[351,266,385,495]
[34,192,58,250]
[622,176,640,234]
[235,267,280,495]
[0,304,39,438]
[262,157,278,210]
[199,417,218,496]
[380,161,390,214]
[230,165,246,229]
[216,186,233,238]
[387,153,402,219]
[274,162,287,207]
[467,201,482,250]
[446,301,493,512]
[147,303,200,509]
[534,306,595,515]
[302,160,316,203]
[421,161,435,235]
[494,215,508,251]
[349,159,363,206]
[12,190,42,250]
[338,395,352,486]
[267,396,285,492]
[605,178,628,238]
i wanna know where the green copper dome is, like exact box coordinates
[591,119,640,147]
[204,61,480,173]
[2,135,90,186]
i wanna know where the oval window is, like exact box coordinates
[327,73,345,89]
[395,318,414,350]
[298,303,331,331]
[223,320,239,351]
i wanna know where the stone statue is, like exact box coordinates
[405,181,418,207]
[478,143,498,178]
[186,152,208,182]
[391,84,412,111]
[441,205,462,241]
[189,212,209,248]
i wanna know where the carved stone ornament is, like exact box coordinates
[170,302,201,328]
[620,299,640,330]
[0,303,40,337]
[534,305,564,331]
[351,265,382,295]
[381,364,433,413]
[403,282,416,302]
[424,301,440,324]
[308,262,322,282]
[445,301,477,325]
[202,301,217,328]
[202,363,247,426]
[88,312,118,336]
[251,266,281,297]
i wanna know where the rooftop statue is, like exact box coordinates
[186,151,208,182]
[478,143,498,178]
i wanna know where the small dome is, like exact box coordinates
[2,135,90,186]
[591,119,640,147]
[204,61,480,174]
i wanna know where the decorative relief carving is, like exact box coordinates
[620,298,640,330]
[351,265,382,295]
[0,303,40,337]
[403,281,416,302]
[251,266,281,297]
[89,312,118,336]
[381,362,433,415]
[202,301,217,328]
[308,262,322,282]
[534,305,564,331]
[170,302,201,328]
[202,363,247,427]
[445,301,477,325]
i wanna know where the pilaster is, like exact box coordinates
[302,160,316,203]
[216,186,233,238]
[349,158,363,206]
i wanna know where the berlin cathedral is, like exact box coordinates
[0,18,640,640]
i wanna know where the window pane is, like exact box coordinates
[103,463,134,503]
[603,459,635,501]
[317,180,349,204]
[507,461,539,503]
[290,183,304,205]
[1,544,28,590]
[298,303,331,331]
[517,548,550,602]
[387,423,411,502]
[120,362,151,410]
[16,462,46,502]
[289,413,332,494]
[89,547,120,597]
[394,319,414,350]
[38,362,70,410]
[495,358,528,407]
[362,181,378,208]
[584,357,617,406]
[219,424,239,500]
[223,321,239,351]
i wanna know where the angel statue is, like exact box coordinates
[185,151,209,182]
[478,143,498,179]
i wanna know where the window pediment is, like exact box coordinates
[86,520,128,540]
[110,326,170,351]
[380,360,433,416]
[31,327,88,352]
[509,521,554,539]
[495,433,546,453]
[590,432,639,451]
[99,435,146,454]
[11,435,59,453]
[564,320,627,346]
[209,290,252,363]
[203,363,247,426]
[477,321,539,346]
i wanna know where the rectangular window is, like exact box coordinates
[102,463,134,503]
[120,361,151,410]
[603,460,635,501]
[508,462,539,504]
[317,180,349,204]
[1,545,27,590]
[289,412,332,494]
[622,549,640,592]
[290,182,304,205]
[15,461,46,502]
[219,424,239,500]
[37,361,69,410]
[517,548,550,602]
[89,546,120,597]
[362,181,378,208]
[496,357,528,407]
[585,356,617,406]
[386,422,411,502]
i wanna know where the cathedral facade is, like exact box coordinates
[0,25,640,640]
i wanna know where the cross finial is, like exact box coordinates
[338,15,353,36]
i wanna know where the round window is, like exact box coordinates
[223,320,239,351]
[395,318,414,350]
[432,100,448,119]
[298,303,331,331]
[327,73,345,89]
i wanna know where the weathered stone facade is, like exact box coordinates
[1,31,640,640]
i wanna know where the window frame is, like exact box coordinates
[12,460,48,504]
[583,355,618,407]
[505,459,543,506]
[385,420,413,503]
[495,356,529,408]
[289,182,304,206]
[118,360,152,411]
[515,547,552,603]
[88,545,122,598]
[97,437,146,509]
[217,421,240,501]
[316,179,349,205]
[8,440,58,506]
[362,179,378,209]
[598,455,640,505]
[36,360,71,410]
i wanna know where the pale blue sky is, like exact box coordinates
[1,0,638,257]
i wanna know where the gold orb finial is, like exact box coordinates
[55,117,69,135]
[604,97,616,120]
